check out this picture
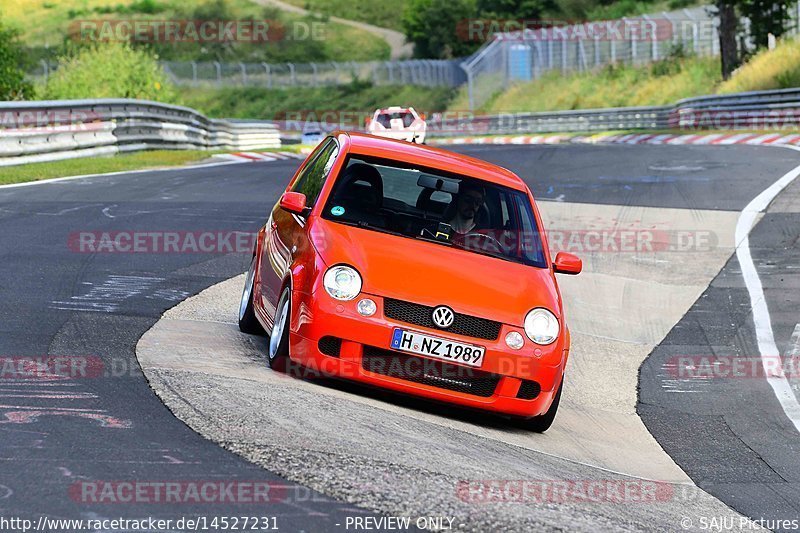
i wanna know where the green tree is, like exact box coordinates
[715,0,796,80]
[0,20,33,100]
[402,0,479,58]
[476,0,557,19]
[739,0,794,50]
[43,42,177,102]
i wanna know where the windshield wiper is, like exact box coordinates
[335,219,407,238]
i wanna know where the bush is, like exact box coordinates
[0,20,34,100]
[42,42,177,102]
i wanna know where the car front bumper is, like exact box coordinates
[286,289,567,418]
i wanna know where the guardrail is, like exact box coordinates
[430,88,800,136]
[0,99,280,167]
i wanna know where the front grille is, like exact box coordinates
[383,298,502,341]
[318,336,342,357]
[516,380,541,400]
[361,346,500,397]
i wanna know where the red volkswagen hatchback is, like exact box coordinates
[239,132,581,431]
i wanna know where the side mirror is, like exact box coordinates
[279,191,308,215]
[553,252,582,275]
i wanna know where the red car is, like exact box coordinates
[239,132,581,431]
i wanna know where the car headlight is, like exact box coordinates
[323,265,362,301]
[524,308,559,345]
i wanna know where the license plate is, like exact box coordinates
[390,328,485,367]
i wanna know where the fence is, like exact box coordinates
[460,4,800,111]
[30,59,466,89]
[460,6,725,111]
[0,99,280,167]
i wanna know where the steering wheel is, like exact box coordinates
[463,232,503,253]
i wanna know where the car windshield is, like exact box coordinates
[376,112,415,128]
[321,157,547,268]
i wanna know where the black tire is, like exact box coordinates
[523,378,563,433]
[238,256,265,335]
[267,287,291,372]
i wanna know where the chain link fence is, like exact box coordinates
[460,7,722,111]
[29,59,466,89]
[460,4,800,110]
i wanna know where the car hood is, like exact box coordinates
[309,218,561,326]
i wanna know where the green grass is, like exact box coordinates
[0,150,214,185]
[5,0,390,62]
[473,55,721,113]
[718,37,800,93]
[181,81,456,119]
[282,0,405,31]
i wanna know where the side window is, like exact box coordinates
[499,193,512,229]
[291,139,339,207]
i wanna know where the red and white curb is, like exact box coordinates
[431,132,800,147]
[212,151,305,163]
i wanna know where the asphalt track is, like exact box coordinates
[639,167,800,530]
[1,143,799,531]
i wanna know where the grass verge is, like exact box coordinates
[0,150,215,186]
[181,81,456,119]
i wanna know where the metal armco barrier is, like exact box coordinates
[0,99,280,167]
[430,88,800,137]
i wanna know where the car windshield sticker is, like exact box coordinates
[331,206,345,216]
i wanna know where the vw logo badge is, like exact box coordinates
[432,306,455,329]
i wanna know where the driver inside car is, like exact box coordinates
[446,183,486,235]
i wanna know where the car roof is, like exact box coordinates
[377,107,413,113]
[337,132,528,191]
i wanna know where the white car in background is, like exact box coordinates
[366,106,427,144]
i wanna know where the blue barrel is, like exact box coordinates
[508,44,532,81]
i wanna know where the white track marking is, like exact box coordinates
[788,325,800,358]
[245,152,278,161]
[786,325,800,379]
[0,160,247,190]
[746,134,782,145]
[716,133,755,145]
[693,134,725,144]
[648,134,674,144]
[736,145,800,432]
